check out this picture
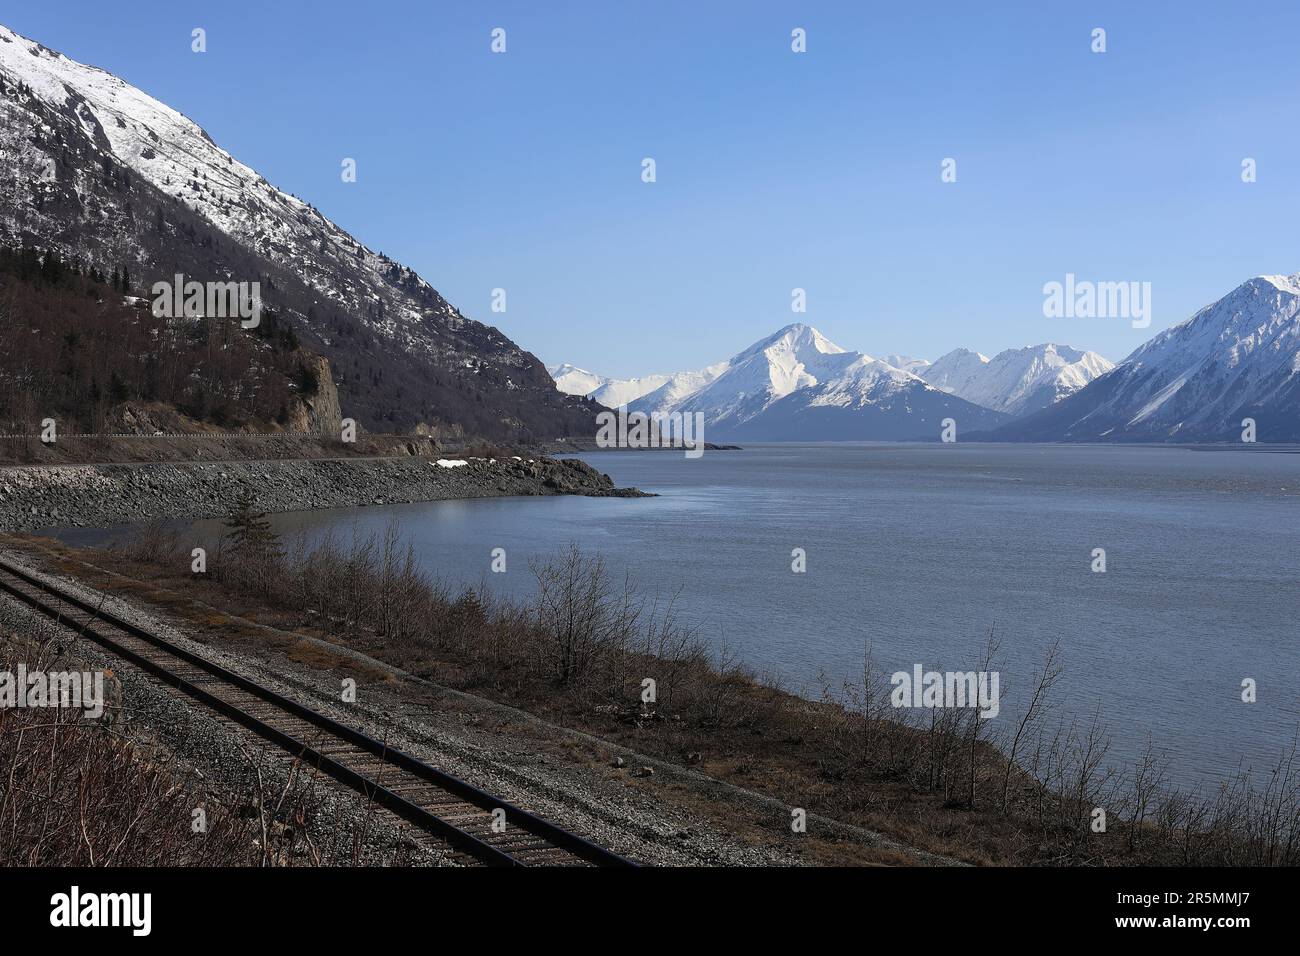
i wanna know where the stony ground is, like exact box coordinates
[0,455,644,532]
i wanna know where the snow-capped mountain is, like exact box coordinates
[549,328,1115,440]
[626,324,1009,440]
[920,349,992,403]
[730,349,1008,441]
[990,274,1300,442]
[549,364,611,397]
[667,325,857,433]
[882,354,933,375]
[922,344,1113,416]
[624,362,731,418]
[589,374,674,409]
[547,364,673,409]
[0,22,595,440]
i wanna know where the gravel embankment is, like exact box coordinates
[0,456,646,532]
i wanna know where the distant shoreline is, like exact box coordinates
[547,438,743,453]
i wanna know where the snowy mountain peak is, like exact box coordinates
[994,270,1300,442]
[554,322,1115,437]
[1129,272,1300,375]
[1255,273,1300,295]
[939,347,990,362]
[548,364,608,396]
[546,363,677,409]
[921,343,1112,416]
[760,323,847,354]
[674,324,861,424]
[882,354,933,374]
[611,324,1008,439]
[921,349,991,398]
[698,327,1009,438]
[730,323,847,369]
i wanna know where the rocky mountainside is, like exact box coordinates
[0,22,599,442]
[0,244,332,443]
[988,274,1300,442]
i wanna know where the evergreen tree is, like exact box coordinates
[451,589,487,632]
[222,489,281,559]
[40,249,62,284]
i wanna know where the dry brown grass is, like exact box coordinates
[0,636,259,865]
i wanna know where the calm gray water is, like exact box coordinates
[59,444,1300,790]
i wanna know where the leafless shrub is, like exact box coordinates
[690,637,760,729]
[1001,639,1062,811]
[622,590,705,710]
[1122,733,1169,852]
[529,542,639,688]
[111,516,182,565]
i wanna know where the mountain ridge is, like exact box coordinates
[921,344,1114,416]
[0,21,598,442]
[558,323,1012,440]
[986,273,1300,442]
[551,324,1132,439]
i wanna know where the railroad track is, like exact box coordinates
[0,556,637,868]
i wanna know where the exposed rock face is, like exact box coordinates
[0,456,648,532]
[286,354,343,436]
[109,403,173,435]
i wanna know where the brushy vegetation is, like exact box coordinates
[0,625,422,866]
[117,512,1300,866]
[0,636,261,865]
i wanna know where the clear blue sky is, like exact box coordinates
[8,1,1300,376]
